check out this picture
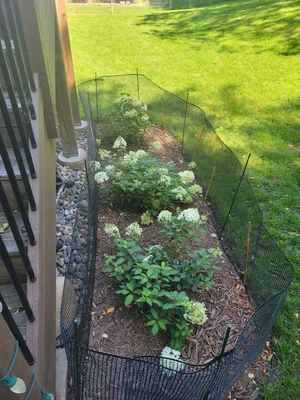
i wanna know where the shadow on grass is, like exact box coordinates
[141,0,300,56]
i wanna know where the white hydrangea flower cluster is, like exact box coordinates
[113,136,127,150]
[171,186,187,201]
[136,150,147,158]
[104,223,120,238]
[94,171,109,185]
[89,161,101,172]
[124,109,138,118]
[187,161,196,169]
[157,210,173,223]
[140,211,153,226]
[120,150,148,166]
[178,170,195,184]
[158,167,169,175]
[98,149,111,159]
[132,100,142,107]
[184,300,208,326]
[160,347,184,375]
[188,184,202,196]
[141,115,149,122]
[159,175,171,186]
[142,255,153,263]
[125,222,143,237]
[149,244,163,251]
[177,208,200,223]
[105,165,115,173]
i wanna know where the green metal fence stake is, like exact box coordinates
[218,324,232,364]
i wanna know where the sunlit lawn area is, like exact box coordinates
[67,0,300,398]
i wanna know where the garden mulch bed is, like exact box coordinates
[89,128,273,398]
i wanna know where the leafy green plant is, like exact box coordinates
[104,213,220,349]
[96,143,203,212]
[102,94,150,141]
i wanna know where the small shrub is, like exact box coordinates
[104,212,220,349]
[102,94,150,141]
[96,141,203,213]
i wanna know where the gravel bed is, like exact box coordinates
[55,131,88,276]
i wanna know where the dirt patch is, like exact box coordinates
[90,128,273,398]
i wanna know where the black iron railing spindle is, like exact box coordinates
[0,2,37,148]
[4,0,36,120]
[0,43,37,177]
[0,293,34,365]
[0,85,37,211]
[0,235,35,322]
[10,0,36,93]
[0,134,36,246]
[0,180,36,279]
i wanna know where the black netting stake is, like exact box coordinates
[74,319,80,400]
[243,221,252,286]
[95,72,99,124]
[219,153,251,239]
[136,68,140,100]
[204,166,216,202]
[203,391,210,400]
[218,324,232,364]
[181,92,189,147]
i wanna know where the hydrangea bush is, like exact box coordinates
[102,94,150,141]
[95,140,203,213]
[104,210,221,350]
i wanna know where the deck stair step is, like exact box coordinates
[0,283,27,337]
[0,89,25,147]
[0,147,29,211]
[0,211,28,284]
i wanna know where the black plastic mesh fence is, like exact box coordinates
[60,74,294,399]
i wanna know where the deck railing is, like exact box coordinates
[1,0,80,396]
[0,0,37,366]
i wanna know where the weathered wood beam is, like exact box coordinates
[26,74,56,394]
[55,14,78,157]
[55,0,81,126]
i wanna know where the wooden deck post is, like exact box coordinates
[56,0,81,126]
[55,15,79,157]
[24,74,57,394]
[0,314,42,399]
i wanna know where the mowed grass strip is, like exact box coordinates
[67,1,300,398]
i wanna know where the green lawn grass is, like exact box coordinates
[67,1,300,398]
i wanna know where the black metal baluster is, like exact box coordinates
[0,85,36,211]
[0,141,36,246]
[0,1,37,148]
[0,180,36,279]
[4,0,36,120]
[0,235,35,322]
[0,41,36,177]
[0,293,34,365]
[10,0,36,93]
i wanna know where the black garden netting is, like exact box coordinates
[60,74,294,399]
